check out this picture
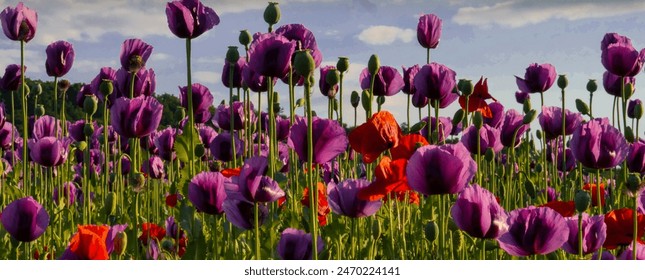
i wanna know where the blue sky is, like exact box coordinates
[1,0,645,127]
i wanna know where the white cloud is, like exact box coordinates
[453,0,645,28]
[193,71,220,85]
[357,25,415,45]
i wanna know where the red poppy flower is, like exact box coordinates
[349,111,402,164]
[165,193,180,208]
[68,225,110,260]
[391,134,428,161]
[582,183,606,207]
[604,208,645,249]
[221,167,241,178]
[539,200,575,217]
[139,223,166,246]
[301,182,330,226]
[458,77,497,118]
[358,156,410,201]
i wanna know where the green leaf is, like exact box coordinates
[175,126,201,163]
[408,121,427,134]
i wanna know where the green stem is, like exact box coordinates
[185,38,195,176]
[578,213,583,259]
[20,40,28,196]
[561,87,567,191]
[305,79,318,260]
[229,63,237,167]
[53,77,58,120]
[254,202,261,260]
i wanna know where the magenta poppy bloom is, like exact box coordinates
[484,102,505,128]
[451,184,507,239]
[213,101,252,131]
[603,71,635,98]
[225,156,285,204]
[142,155,165,179]
[413,62,456,101]
[166,0,219,39]
[197,124,217,148]
[515,91,529,104]
[188,171,228,215]
[497,206,569,257]
[460,124,503,155]
[32,115,61,140]
[90,67,117,103]
[601,33,645,77]
[209,132,243,162]
[288,116,348,164]
[260,113,290,142]
[222,56,245,88]
[417,14,442,49]
[28,137,72,167]
[241,64,276,93]
[110,96,163,139]
[114,67,156,99]
[277,228,324,260]
[153,127,178,161]
[1,196,48,242]
[179,83,213,124]
[627,140,645,174]
[420,116,452,144]
[0,121,18,150]
[68,120,97,143]
[618,243,645,260]
[223,199,267,230]
[248,33,295,78]
[53,182,80,206]
[106,224,128,255]
[411,91,428,108]
[538,106,582,141]
[45,40,74,78]
[500,109,529,148]
[515,63,557,94]
[119,38,153,72]
[359,66,405,96]
[319,65,339,97]
[0,2,37,43]
[275,23,323,68]
[0,64,24,91]
[402,65,420,95]
[570,118,629,170]
[561,213,606,255]
[327,179,382,218]
[406,143,477,195]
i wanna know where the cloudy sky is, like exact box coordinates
[1,0,645,126]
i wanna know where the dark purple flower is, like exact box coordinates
[119,38,153,72]
[153,127,177,161]
[188,171,228,215]
[451,184,507,239]
[570,118,629,170]
[618,243,645,260]
[411,91,428,108]
[628,99,642,119]
[414,63,456,101]
[45,40,74,77]
[0,121,18,150]
[327,179,382,218]
[114,67,156,100]
[593,251,616,260]
[500,109,529,148]
[248,33,295,78]
[406,143,477,195]
[52,182,79,206]
[68,120,95,142]
[213,101,252,131]
[601,33,645,77]
[106,224,128,255]
[0,2,37,43]
[90,67,117,103]
[179,83,213,124]
[497,206,569,257]
[601,33,632,51]
[402,65,420,95]
[241,64,275,93]
[32,115,61,140]
[359,66,404,97]
[209,132,243,162]
[602,71,636,98]
[627,140,645,174]
[515,63,557,94]
[222,56,245,88]
[277,228,324,260]
[197,124,217,148]
[538,106,582,141]
[0,64,24,91]
[433,91,459,109]
[166,0,219,39]
[484,102,504,128]
[75,84,92,107]
[515,91,530,104]
[142,155,165,179]
[417,14,442,49]
[319,65,339,97]
[275,23,323,68]
[0,196,48,242]
[225,156,285,204]
[420,116,452,144]
[460,124,503,155]
[28,137,71,167]
[288,116,348,164]
[223,199,267,230]
[110,96,163,139]
[562,213,606,255]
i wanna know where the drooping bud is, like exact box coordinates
[293,50,315,79]
[368,54,380,76]
[103,192,117,216]
[33,83,42,96]
[100,79,114,97]
[226,46,240,64]
[424,220,438,242]
[336,57,349,73]
[624,82,635,99]
[557,74,568,89]
[83,95,99,116]
[522,98,532,114]
[239,30,252,48]
[575,99,590,115]
[263,2,281,28]
[524,178,536,199]
[34,105,45,117]
[574,190,591,213]
[113,232,128,256]
[452,109,464,126]
[586,79,598,93]
[376,95,385,106]
[361,89,372,112]
[473,111,483,129]
[174,108,186,123]
[523,110,537,124]
[350,91,360,108]
[83,123,95,137]
[625,126,635,143]
[130,172,146,192]
[59,79,71,93]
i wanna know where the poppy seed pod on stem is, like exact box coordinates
[350,91,360,108]
[557,74,568,89]
[263,2,281,28]
[226,46,240,64]
[587,79,598,93]
[574,190,591,213]
[336,57,349,73]
[458,79,473,96]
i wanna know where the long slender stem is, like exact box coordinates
[53,77,58,120]
[254,202,261,260]
[305,79,318,260]
[577,213,583,259]
[185,38,195,176]
[20,40,28,196]
[229,64,237,167]
[561,87,567,191]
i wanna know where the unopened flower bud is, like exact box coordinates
[103,192,117,216]
[130,172,146,192]
[557,74,568,89]
[59,79,71,92]
[33,83,42,96]
[195,144,205,158]
[452,109,464,126]
[523,110,537,124]
[485,148,495,162]
[83,95,99,116]
[294,50,315,79]
[361,89,372,112]
[624,82,635,99]
[574,190,591,213]
[586,79,598,93]
[524,179,536,198]
[523,99,532,114]
[376,95,385,106]
[77,141,88,152]
[368,54,380,76]
[575,99,590,115]
[336,57,349,73]
[424,220,438,242]
[174,108,186,123]
[473,111,483,129]
[350,91,360,108]
[226,46,240,64]
[625,126,635,143]
[113,232,128,256]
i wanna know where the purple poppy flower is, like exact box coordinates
[188,171,228,215]
[213,101,252,131]
[0,64,24,91]
[179,83,213,124]
[277,228,324,260]
[417,14,442,49]
[562,214,606,255]
[451,184,507,239]
[210,132,243,162]
[259,112,290,141]
[28,137,71,167]
[538,106,582,141]
[0,196,48,242]
[414,62,456,101]
[146,239,160,260]
[32,115,61,140]
[288,116,348,164]
[627,140,645,174]
[402,65,420,95]
[222,56,245,88]
[451,121,463,136]
[601,34,645,77]
[515,91,530,105]
[406,143,477,195]
[114,67,156,100]
[90,67,117,103]
[166,0,219,39]
[319,65,339,97]
[628,99,642,119]
[602,71,636,98]
[515,63,557,94]
[570,118,629,170]
[500,109,529,148]
[460,124,503,155]
[411,91,428,108]
[0,2,37,43]
[226,156,285,203]
[165,216,180,239]
[110,96,163,139]
[223,199,268,230]
[420,116,452,144]
[142,156,165,180]
[327,179,382,218]
[601,33,632,51]
[153,127,178,161]
[433,91,459,109]
[248,33,295,78]
[68,120,96,142]
[593,251,616,260]
[484,102,505,128]
[106,224,128,255]
[45,40,74,78]
[275,23,323,68]
[119,38,153,72]
[241,64,276,93]
[197,124,217,148]
[0,121,18,150]
[497,206,569,257]
[52,182,79,206]
[618,243,645,260]
[359,66,405,97]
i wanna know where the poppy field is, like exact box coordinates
[1,0,645,261]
